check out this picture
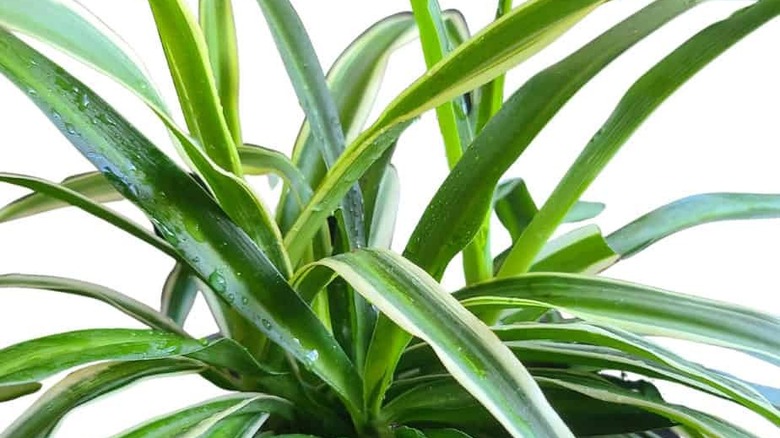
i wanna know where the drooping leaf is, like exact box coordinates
[537,371,757,438]
[499,0,780,276]
[0,0,166,110]
[0,274,184,334]
[607,192,780,258]
[115,393,292,438]
[300,249,573,437]
[1,359,203,437]
[0,171,121,223]
[161,263,201,327]
[0,173,177,259]
[0,30,362,414]
[405,0,701,280]
[455,273,780,365]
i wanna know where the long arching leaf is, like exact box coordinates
[0,0,166,110]
[455,273,780,365]
[405,0,701,279]
[0,273,185,334]
[254,0,365,249]
[1,359,203,437]
[500,0,780,275]
[114,393,293,438]
[0,29,362,414]
[608,192,780,258]
[285,0,607,263]
[299,249,573,438]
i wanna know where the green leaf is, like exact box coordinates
[529,225,618,273]
[492,323,779,425]
[384,375,674,436]
[1,359,203,437]
[405,0,700,280]
[0,0,166,111]
[239,143,313,213]
[455,273,780,365]
[367,165,400,249]
[0,173,178,259]
[285,0,608,264]
[410,0,490,284]
[0,30,362,415]
[277,12,422,234]
[537,371,757,438]
[0,273,185,334]
[115,393,293,438]
[200,0,242,145]
[147,0,241,175]
[499,0,780,276]
[0,328,278,389]
[161,263,201,326]
[254,0,365,250]
[197,414,268,438]
[0,382,41,403]
[494,178,538,241]
[303,249,573,437]
[563,201,606,223]
[607,192,780,258]
[0,171,121,223]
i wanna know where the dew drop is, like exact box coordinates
[241,296,248,305]
[261,319,272,330]
[208,270,227,293]
[78,93,91,110]
[27,88,37,96]
[305,349,319,363]
[64,123,77,136]
[184,219,206,242]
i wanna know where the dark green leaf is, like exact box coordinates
[500,0,780,275]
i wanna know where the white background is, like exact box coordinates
[0,0,779,436]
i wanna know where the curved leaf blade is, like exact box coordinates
[0,171,121,223]
[0,273,185,334]
[1,359,202,437]
[500,0,780,275]
[405,0,701,279]
[455,273,780,364]
[0,0,166,110]
[0,173,178,259]
[148,0,241,175]
[0,30,362,414]
[114,393,292,438]
[608,192,780,258]
[254,0,365,249]
[308,249,573,438]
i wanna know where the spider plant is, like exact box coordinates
[0,0,778,436]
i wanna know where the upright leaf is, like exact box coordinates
[147,0,241,175]
[254,0,365,249]
[499,0,780,275]
[200,0,242,144]
[286,0,607,262]
[405,0,701,280]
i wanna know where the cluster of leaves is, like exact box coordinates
[0,0,778,436]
